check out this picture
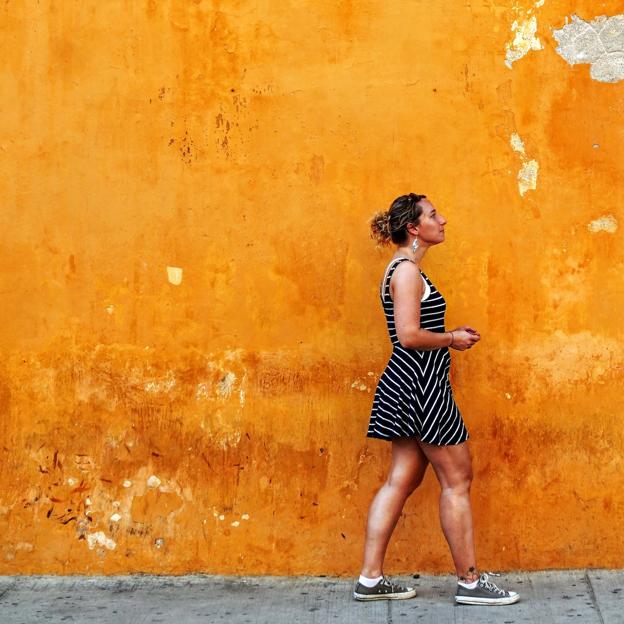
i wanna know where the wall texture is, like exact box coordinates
[1,0,624,575]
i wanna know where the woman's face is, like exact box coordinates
[415,200,447,246]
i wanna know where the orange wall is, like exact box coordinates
[1,0,624,575]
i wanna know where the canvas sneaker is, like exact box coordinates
[353,576,416,601]
[455,572,519,606]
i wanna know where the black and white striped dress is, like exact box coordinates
[367,257,469,445]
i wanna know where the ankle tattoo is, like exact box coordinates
[459,566,479,582]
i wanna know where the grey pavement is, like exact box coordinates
[0,570,622,624]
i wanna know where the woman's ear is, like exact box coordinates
[406,222,419,237]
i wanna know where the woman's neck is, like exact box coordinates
[394,243,428,265]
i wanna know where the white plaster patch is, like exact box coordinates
[154,537,165,549]
[217,430,241,450]
[122,480,132,488]
[510,132,526,155]
[505,9,543,68]
[110,513,122,522]
[166,266,183,285]
[510,132,539,197]
[217,371,237,398]
[553,14,624,83]
[105,305,115,314]
[147,475,161,489]
[144,372,176,394]
[66,477,77,486]
[15,542,34,552]
[231,521,240,527]
[85,497,92,506]
[241,513,250,520]
[588,215,618,233]
[351,379,370,393]
[518,160,539,196]
[86,531,116,550]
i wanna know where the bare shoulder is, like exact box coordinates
[392,259,420,282]
[390,259,423,297]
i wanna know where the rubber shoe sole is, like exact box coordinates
[353,588,416,601]
[455,593,520,606]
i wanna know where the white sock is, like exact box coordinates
[457,579,478,589]
[359,574,383,587]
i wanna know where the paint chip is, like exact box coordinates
[147,475,161,488]
[518,160,539,196]
[217,372,237,398]
[167,266,183,285]
[505,12,543,68]
[122,480,132,488]
[553,14,624,83]
[241,513,250,520]
[588,215,618,233]
[86,531,116,550]
[231,521,240,527]
[110,513,122,522]
[510,133,526,155]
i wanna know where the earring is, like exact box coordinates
[412,238,419,253]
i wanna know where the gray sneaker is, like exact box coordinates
[455,572,519,605]
[353,576,416,601]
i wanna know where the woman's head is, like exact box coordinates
[370,193,428,246]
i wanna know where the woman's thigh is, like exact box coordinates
[416,441,472,489]
[388,437,430,489]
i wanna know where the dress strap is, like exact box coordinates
[380,257,411,301]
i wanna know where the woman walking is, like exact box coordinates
[353,193,519,606]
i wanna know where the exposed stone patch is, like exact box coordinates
[505,2,545,68]
[510,132,539,197]
[553,14,624,83]
[588,215,618,233]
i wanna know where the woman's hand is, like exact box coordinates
[449,326,481,351]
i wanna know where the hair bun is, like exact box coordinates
[369,210,392,246]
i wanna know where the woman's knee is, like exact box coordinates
[387,468,425,496]
[441,466,473,494]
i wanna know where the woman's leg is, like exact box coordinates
[417,441,477,580]
[360,438,429,578]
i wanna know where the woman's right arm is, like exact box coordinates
[391,263,479,351]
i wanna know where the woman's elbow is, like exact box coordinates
[397,328,422,349]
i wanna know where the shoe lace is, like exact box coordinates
[479,572,506,595]
[381,576,404,591]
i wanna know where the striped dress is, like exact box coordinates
[367,257,469,445]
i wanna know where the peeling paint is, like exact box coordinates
[510,132,526,155]
[510,132,539,196]
[553,14,624,83]
[588,215,618,233]
[505,3,544,68]
[518,159,539,196]
[147,475,161,489]
[217,371,237,398]
[144,371,176,393]
[86,531,116,551]
[166,266,183,285]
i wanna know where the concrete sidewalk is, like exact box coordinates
[0,570,621,623]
